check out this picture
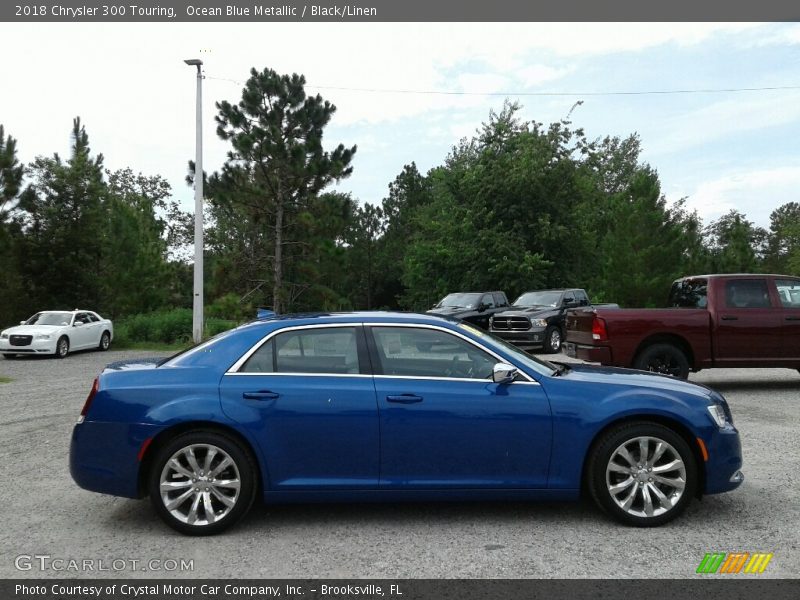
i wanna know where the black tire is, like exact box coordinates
[633,343,689,379]
[586,421,698,527]
[543,326,562,354]
[55,336,69,359]
[148,430,257,536]
[98,331,111,351]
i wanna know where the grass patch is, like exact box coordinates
[0,376,12,384]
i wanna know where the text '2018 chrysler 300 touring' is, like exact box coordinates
[70,312,743,535]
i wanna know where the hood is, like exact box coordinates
[496,306,556,318]
[555,362,712,399]
[2,324,66,336]
[427,306,473,316]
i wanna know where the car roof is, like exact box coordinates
[250,311,459,327]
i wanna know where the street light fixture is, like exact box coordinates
[185,58,204,344]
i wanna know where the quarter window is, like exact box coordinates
[775,279,800,308]
[240,327,360,374]
[371,327,496,380]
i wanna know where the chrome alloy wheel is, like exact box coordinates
[549,329,561,352]
[159,444,241,526]
[605,436,686,518]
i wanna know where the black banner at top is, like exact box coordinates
[2,0,800,22]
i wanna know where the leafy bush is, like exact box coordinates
[114,308,239,346]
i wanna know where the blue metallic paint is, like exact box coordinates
[69,312,743,507]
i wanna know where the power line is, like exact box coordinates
[205,76,800,97]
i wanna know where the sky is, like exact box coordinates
[1,22,799,228]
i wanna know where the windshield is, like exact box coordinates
[456,322,557,377]
[436,293,482,309]
[25,312,73,326]
[513,291,562,308]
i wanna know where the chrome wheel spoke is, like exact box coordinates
[168,458,194,479]
[648,442,666,466]
[652,459,683,474]
[621,483,638,510]
[213,478,240,490]
[209,457,233,478]
[211,487,236,508]
[165,488,194,511]
[160,480,192,492]
[638,438,649,464]
[204,447,218,473]
[202,491,216,524]
[616,446,636,467]
[607,461,630,475]
[185,447,202,475]
[653,474,685,490]
[647,483,672,510]
[186,492,202,524]
[641,483,654,517]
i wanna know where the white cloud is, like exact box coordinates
[687,165,800,225]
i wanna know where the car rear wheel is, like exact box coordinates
[544,326,562,354]
[55,336,69,359]
[98,331,111,351]
[633,343,689,379]
[587,422,697,527]
[149,431,257,536]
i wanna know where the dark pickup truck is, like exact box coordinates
[427,291,510,330]
[489,288,595,353]
[565,274,800,379]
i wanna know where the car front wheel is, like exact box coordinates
[544,326,562,354]
[149,431,257,535]
[587,422,697,527]
[55,336,69,359]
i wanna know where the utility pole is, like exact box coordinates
[184,58,204,343]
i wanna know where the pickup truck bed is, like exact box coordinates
[565,274,800,378]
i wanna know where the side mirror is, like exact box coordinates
[73,321,83,327]
[563,300,578,308]
[478,303,488,312]
[492,362,518,384]
[20,321,25,325]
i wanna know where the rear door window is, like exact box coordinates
[241,327,361,374]
[724,279,772,309]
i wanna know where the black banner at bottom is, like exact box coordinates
[4,579,800,600]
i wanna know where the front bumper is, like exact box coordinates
[491,328,547,348]
[0,339,57,355]
[703,425,744,495]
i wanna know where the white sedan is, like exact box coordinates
[0,310,113,359]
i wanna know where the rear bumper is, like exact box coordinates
[70,420,161,499]
[567,343,612,364]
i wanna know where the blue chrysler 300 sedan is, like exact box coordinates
[70,312,743,535]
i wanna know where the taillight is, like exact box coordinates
[592,317,608,341]
[78,377,99,424]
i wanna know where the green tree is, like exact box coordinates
[0,125,25,324]
[704,210,767,273]
[212,67,356,312]
[764,202,800,275]
[15,118,106,310]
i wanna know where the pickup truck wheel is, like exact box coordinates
[587,421,697,527]
[634,344,689,379]
[544,326,562,354]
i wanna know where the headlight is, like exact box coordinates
[36,334,51,340]
[707,404,728,428]
[530,319,547,327]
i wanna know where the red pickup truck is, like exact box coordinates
[565,274,800,379]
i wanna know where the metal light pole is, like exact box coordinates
[184,59,204,344]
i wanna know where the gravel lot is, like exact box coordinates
[0,348,798,579]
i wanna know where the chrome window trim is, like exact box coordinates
[227,321,538,384]
[227,323,361,375]
[366,322,536,384]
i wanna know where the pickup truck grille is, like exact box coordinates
[10,335,33,346]
[492,316,531,331]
